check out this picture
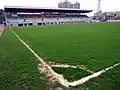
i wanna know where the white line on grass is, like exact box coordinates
[0,28,4,37]
[69,62,120,87]
[0,32,2,37]
[10,29,70,87]
[10,29,120,88]
[49,62,94,73]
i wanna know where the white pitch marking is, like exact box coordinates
[0,28,4,37]
[50,63,94,73]
[10,29,120,87]
[11,29,44,63]
[0,32,3,37]
[68,62,120,87]
[10,29,70,87]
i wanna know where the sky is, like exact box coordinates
[0,0,120,16]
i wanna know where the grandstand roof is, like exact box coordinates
[4,6,92,13]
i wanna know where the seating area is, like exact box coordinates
[6,14,91,26]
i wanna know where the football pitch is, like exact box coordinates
[0,22,120,89]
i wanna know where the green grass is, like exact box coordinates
[53,67,91,82]
[0,29,45,89]
[0,22,120,89]
[13,23,120,71]
[79,65,120,90]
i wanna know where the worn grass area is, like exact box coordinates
[1,23,120,89]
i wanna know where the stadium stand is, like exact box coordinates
[4,6,92,26]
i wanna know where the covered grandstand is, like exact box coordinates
[4,6,92,26]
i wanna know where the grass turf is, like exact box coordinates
[79,65,120,90]
[0,22,120,89]
[13,23,120,71]
[53,67,91,82]
[0,29,45,89]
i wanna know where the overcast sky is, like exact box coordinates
[0,0,120,16]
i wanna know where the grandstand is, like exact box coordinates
[4,6,92,26]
